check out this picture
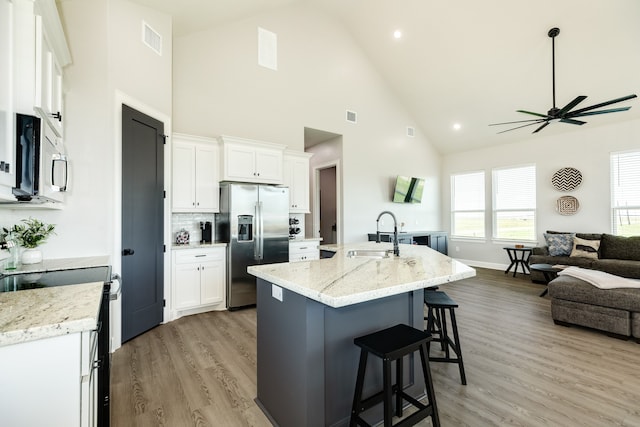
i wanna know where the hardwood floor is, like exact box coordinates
[111,268,640,426]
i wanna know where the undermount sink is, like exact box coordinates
[346,249,392,259]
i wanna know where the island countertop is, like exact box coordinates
[248,242,475,308]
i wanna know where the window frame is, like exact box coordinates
[610,150,640,236]
[491,164,537,242]
[450,170,486,240]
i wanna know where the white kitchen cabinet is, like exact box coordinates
[34,13,65,136]
[172,247,226,311]
[0,0,15,197]
[289,240,320,262]
[218,135,285,184]
[283,150,313,213]
[0,330,97,427]
[172,133,219,213]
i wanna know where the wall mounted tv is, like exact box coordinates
[392,175,425,203]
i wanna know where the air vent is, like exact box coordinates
[406,126,415,137]
[346,110,357,123]
[142,21,162,56]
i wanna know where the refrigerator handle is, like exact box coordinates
[258,201,264,260]
[254,203,260,260]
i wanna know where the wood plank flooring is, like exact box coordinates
[111,268,640,426]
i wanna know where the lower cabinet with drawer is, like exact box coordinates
[172,246,226,313]
[289,240,320,262]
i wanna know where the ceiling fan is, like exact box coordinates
[490,27,637,134]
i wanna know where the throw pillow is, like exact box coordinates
[600,234,640,261]
[544,232,576,256]
[570,236,600,259]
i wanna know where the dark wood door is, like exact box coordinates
[121,104,164,343]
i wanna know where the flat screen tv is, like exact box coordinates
[392,175,425,203]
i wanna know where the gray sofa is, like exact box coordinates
[529,232,640,339]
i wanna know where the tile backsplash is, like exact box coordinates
[172,213,216,245]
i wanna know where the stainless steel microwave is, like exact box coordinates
[13,113,67,203]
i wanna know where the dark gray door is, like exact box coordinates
[121,104,164,343]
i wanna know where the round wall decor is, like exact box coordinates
[552,167,582,191]
[556,195,580,215]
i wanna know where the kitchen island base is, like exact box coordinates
[256,278,428,427]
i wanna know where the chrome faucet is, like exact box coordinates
[376,211,400,257]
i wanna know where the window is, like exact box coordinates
[611,151,640,236]
[451,172,485,238]
[492,165,536,241]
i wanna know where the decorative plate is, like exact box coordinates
[552,167,582,191]
[556,195,580,215]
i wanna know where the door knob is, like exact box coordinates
[123,248,135,256]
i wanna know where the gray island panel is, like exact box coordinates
[256,277,426,427]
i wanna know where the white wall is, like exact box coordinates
[173,3,441,243]
[442,118,640,269]
[1,0,172,262]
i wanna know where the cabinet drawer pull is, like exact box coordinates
[195,254,206,257]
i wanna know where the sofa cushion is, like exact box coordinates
[570,236,600,259]
[548,275,640,311]
[529,254,594,269]
[594,259,640,280]
[544,232,575,256]
[600,234,640,261]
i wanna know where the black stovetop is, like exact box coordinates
[0,266,111,293]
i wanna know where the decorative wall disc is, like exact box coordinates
[556,195,580,215]
[552,167,582,191]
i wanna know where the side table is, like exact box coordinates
[529,263,563,297]
[503,246,533,277]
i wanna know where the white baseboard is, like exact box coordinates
[452,258,508,271]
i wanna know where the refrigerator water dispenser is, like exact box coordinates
[237,215,253,241]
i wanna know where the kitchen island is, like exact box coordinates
[248,242,475,427]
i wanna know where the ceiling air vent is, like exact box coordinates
[407,126,415,137]
[346,110,357,123]
[142,21,162,56]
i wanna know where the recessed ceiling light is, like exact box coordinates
[453,123,462,131]
[393,30,402,39]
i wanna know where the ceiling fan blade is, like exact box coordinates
[489,118,548,126]
[516,110,549,118]
[559,118,586,125]
[568,94,637,116]
[495,120,546,134]
[569,106,632,117]
[532,121,551,133]
[557,95,587,116]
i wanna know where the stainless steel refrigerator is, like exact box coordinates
[216,182,290,309]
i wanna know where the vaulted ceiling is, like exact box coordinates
[129,0,640,154]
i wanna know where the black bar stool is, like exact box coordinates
[424,291,466,385]
[350,324,440,427]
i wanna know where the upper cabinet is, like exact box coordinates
[0,0,14,196]
[172,133,219,213]
[283,150,313,213]
[218,135,285,185]
[33,3,70,138]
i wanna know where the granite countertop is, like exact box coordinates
[172,242,227,250]
[1,255,111,276]
[0,281,103,347]
[248,242,475,308]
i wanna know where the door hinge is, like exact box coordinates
[163,190,166,199]
[163,245,166,253]
[163,299,166,307]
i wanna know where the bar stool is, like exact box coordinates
[424,291,466,385]
[350,324,440,427]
